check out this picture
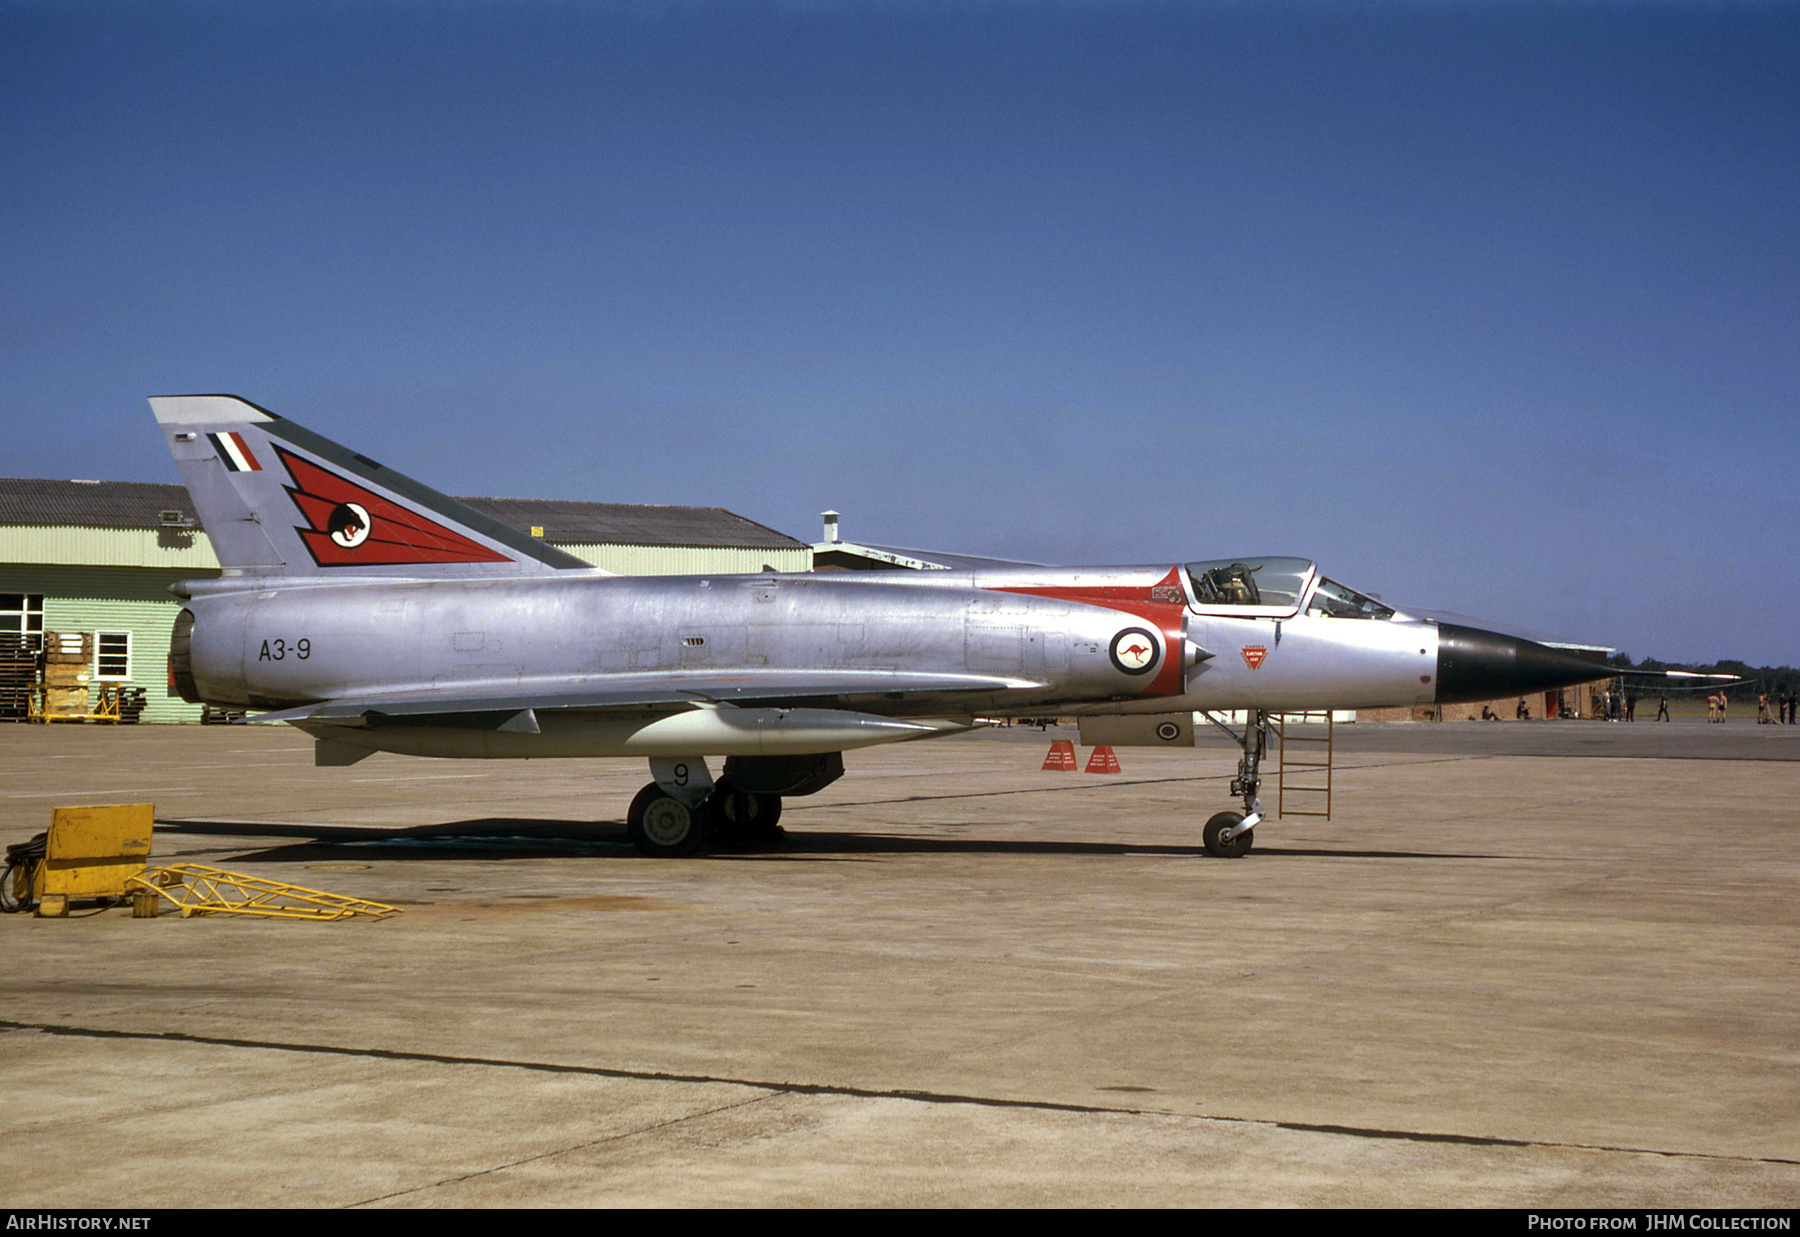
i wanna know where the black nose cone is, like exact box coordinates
[1435,623,1614,705]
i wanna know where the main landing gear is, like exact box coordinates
[626,782,712,858]
[709,781,784,844]
[624,778,786,858]
[625,754,839,858]
[1199,708,1268,859]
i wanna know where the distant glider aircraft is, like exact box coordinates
[156,395,1704,858]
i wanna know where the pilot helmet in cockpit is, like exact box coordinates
[1205,562,1263,606]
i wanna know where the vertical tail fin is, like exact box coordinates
[150,395,595,578]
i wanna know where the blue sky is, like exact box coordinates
[2,2,1795,663]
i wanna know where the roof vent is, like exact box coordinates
[821,511,840,544]
[159,510,195,528]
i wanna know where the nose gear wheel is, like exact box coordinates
[1203,811,1254,858]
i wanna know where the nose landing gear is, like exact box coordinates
[1200,708,1267,858]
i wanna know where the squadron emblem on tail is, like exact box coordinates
[277,448,511,567]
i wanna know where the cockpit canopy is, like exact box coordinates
[1184,557,1315,613]
[1183,557,1395,620]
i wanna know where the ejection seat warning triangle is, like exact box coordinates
[1085,745,1123,774]
[1042,741,1079,771]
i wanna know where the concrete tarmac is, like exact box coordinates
[1,719,1796,1207]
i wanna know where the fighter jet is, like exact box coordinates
[154,394,1663,859]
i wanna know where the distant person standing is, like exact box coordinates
[1625,692,1636,722]
[1707,692,1720,723]
[1656,692,1670,722]
[1758,692,1771,724]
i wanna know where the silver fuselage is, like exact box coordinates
[180,564,1438,759]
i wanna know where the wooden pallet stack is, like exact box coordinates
[39,631,92,722]
[117,686,148,723]
[0,634,35,721]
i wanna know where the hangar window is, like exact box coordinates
[96,632,132,681]
[1306,578,1395,621]
[0,594,45,651]
[1184,558,1313,612]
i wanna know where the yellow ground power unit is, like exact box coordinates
[20,804,155,917]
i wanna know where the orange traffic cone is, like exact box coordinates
[1041,740,1079,771]
[1084,745,1123,773]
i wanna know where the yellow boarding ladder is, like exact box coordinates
[129,865,400,921]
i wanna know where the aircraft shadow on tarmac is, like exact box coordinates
[156,817,1504,864]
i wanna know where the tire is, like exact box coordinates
[709,779,784,843]
[627,783,711,857]
[1203,811,1254,858]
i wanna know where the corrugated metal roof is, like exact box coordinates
[0,479,805,550]
[458,497,804,550]
[0,479,197,531]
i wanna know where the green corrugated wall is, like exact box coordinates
[0,564,205,723]
[562,543,810,575]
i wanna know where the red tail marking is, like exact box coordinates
[276,447,511,567]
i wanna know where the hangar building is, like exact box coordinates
[810,511,1037,572]
[0,478,809,723]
